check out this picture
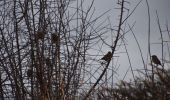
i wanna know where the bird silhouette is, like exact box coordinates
[51,33,59,43]
[101,51,112,62]
[152,55,161,65]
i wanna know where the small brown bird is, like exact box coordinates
[152,55,161,65]
[101,51,112,62]
[51,33,59,43]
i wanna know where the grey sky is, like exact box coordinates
[89,0,170,81]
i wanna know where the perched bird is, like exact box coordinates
[51,33,59,43]
[152,55,161,65]
[101,51,112,62]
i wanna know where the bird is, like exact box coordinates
[101,51,112,62]
[51,33,59,44]
[151,55,161,65]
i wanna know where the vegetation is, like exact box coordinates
[0,0,169,100]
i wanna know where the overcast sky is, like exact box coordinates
[86,0,170,82]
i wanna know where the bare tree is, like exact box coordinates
[0,0,119,99]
